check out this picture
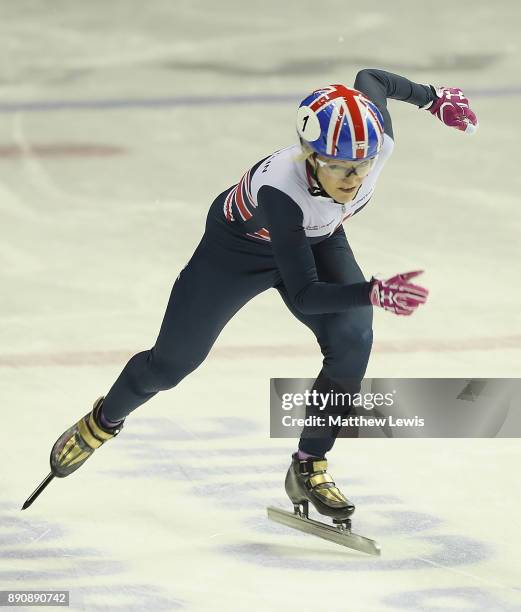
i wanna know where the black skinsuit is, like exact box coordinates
[101,69,435,456]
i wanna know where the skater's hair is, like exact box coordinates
[295,139,316,163]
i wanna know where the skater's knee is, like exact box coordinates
[320,319,373,356]
[148,347,207,390]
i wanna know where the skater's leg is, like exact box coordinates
[48,194,280,481]
[102,234,278,421]
[277,227,373,457]
[49,237,270,478]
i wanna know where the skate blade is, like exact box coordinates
[267,506,381,556]
[21,472,55,510]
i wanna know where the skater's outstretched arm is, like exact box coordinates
[354,68,479,137]
[354,68,437,139]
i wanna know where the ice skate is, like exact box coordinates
[267,454,380,556]
[22,396,124,509]
[50,396,124,478]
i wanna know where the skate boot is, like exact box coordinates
[285,453,355,523]
[267,454,380,555]
[50,396,124,478]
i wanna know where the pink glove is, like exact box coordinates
[369,270,429,316]
[424,87,478,134]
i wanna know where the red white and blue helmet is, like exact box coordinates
[297,84,385,161]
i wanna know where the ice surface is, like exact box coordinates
[1,1,520,610]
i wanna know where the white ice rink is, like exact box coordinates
[1,1,521,610]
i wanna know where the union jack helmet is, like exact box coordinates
[297,84,385,160]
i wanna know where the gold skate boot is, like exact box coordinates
[50,396,124,478]
[267,454,380,556]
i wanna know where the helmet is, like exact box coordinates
[297,84,384,160]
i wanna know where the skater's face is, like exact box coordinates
[312,155,376,203]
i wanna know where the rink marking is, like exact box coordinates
[8,111,121,210]
[0,86,520,113]
[0,143,127,158]
[1,335,521,367]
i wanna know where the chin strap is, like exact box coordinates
[305,158,332,199]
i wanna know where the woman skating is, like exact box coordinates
[26,70,477,538]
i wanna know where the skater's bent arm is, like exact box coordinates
[259,185,371,314]
[354,68,437,139]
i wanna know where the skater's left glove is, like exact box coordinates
[422,86,478,134]
[369,270,429,316]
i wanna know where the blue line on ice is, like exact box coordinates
[0,86,520,113]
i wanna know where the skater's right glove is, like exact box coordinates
[369,270,428,316]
